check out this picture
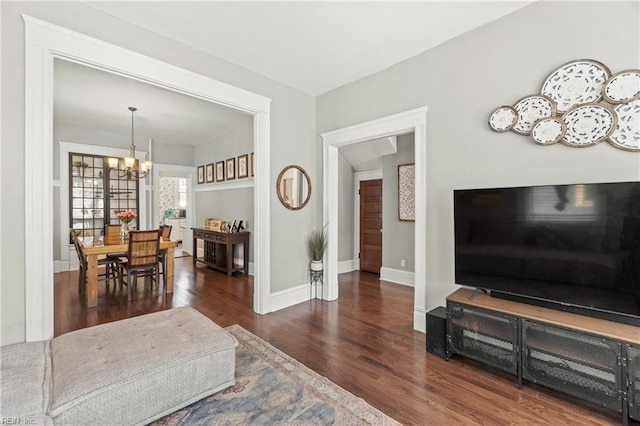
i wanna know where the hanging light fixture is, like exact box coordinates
[108,107,152,179]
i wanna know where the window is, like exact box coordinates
[69,153,139,240]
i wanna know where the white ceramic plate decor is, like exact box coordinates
[511,95,556,135]
[561,103,617,147]
[608,99,640,152]
[602,69,640,104]
[531,117,566,145]
[541,59,611,113]
[488,105,518,132]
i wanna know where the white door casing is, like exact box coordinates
[24,15,271,341]
[321,107,428,332]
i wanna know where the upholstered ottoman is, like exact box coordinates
[1,307,237,425]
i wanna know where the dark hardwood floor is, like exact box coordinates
[54,257,625,425]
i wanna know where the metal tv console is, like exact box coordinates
[446,288,640,425]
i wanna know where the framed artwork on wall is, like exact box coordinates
[205,163,214,183]
[197,166,205,184]
[250,152,254,176]
[237,154,249,178]
[226,158,236,180]
[216,161,225,182]
[398,163,415,222]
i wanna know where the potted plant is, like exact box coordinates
[308,224,328,271]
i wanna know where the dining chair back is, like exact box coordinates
[70,230,86,294]
[104,224,121,245]
[120,230,161,301]
[72,229,119,297]
[160,224,172,240]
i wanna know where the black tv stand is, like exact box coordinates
[447,288,640,425]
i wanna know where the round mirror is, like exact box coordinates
[276,165,311,210]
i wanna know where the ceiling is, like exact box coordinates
[54,59,252,146]
[340,137,398,172]
[85,1,535,96]
[56,2,535,155]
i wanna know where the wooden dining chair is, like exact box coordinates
[160,224,172,240]
[71,229,119,297]
[104,223,122,245]
[119,229,161,301]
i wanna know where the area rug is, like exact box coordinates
[153,324,400,425]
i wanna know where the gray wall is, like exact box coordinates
[382,134,415,272]
[316,1,640,312]
[338,152,354,261]
[194,119,254,262]
[2,1,317,345]
[54,124,196,180]
[196,188,254,262]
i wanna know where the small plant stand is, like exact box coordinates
[310,269,323,300]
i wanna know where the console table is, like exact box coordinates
[192,228,250,277]
[446,288,640,425]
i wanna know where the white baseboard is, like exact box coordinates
[380,267,415,287]
[54,260,79,273]
[268,282,315,312]
[414,307,426,333]
[338,259,356,274]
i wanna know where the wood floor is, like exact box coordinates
[54,258,626,425]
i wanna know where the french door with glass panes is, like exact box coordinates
[69,153,139,241]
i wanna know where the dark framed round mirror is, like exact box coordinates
[276,165,311,210]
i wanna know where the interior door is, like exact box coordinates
[360,179,383,273]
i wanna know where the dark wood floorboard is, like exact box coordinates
[54,258,627,425]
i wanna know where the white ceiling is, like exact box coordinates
[85,1,535,96]
[341,136,398,172]
[54,59,252,146]
[56,1,534,156]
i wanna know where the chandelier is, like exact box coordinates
[108,107,152,179]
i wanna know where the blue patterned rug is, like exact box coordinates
[153,325,399,425]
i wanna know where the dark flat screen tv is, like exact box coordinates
[454,181,640,326]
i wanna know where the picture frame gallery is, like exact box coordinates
[197,152,254,184]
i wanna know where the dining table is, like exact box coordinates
[77,236,178,308]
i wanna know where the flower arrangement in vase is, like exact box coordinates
[116,211,137,240]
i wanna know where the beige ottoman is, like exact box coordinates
[1,308,237,425]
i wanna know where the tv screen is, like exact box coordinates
[454,181,640,325]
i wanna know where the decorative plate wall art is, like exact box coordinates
[488,58,638,153]
[541,59,610,113]
[512,95,556,135]
[608,99,640,152]
[531,117,566,145]
[561,103,616,147]
[488,106,518,132]
[602,70,640,104]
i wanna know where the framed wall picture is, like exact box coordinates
[216,161,225,182]
[205,163,214,183]
[237,154,249,178]
[197,165,205,184]
[250,152,254,176]
[398,163,415,222]
[226,157,236,180]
